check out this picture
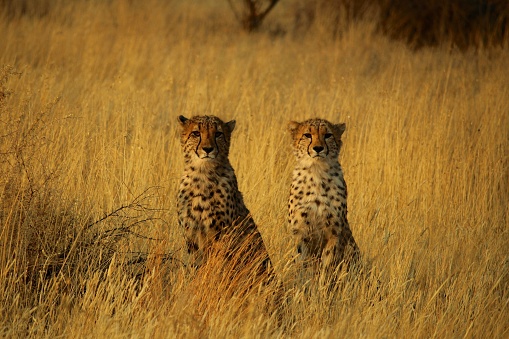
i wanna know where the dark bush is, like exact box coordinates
[300,0,509,49]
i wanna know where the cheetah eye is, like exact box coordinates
[191,131,200,137]
[303,133,312,138]
[324,133,333,139]
[215,131,223,138]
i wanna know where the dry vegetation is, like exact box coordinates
[1,0,508,337]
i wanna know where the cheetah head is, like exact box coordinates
[178,115,236,162]
[288,118,345,161]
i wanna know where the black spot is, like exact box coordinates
[301,212,308,218]
[193,205,204,212]
[186,241,198,253]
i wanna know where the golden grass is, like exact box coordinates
[1,0,508,337]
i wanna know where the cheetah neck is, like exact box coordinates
[182,158,238,190]
[185,157,233,174]
[295,158,342,177]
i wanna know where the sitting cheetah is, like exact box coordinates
[177,115,272,279]
[288,118,360,282]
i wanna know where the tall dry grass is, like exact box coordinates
[1,0,508,337]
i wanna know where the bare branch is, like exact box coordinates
[227,0,281,32]
[226,0,242,23]
[258,0,280,24]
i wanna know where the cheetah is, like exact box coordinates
[287,118,360,283]
[177,115,272,279]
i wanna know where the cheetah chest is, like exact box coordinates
[289,165,347,235]
[178,169,239,235]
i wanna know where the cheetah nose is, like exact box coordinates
[202,146,214,154]
[313,146,324,153]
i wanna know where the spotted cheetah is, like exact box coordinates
[177,115,272,279]
[288,118,360,281]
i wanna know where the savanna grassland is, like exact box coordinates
[1,0,508,337]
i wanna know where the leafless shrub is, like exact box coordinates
[0,68,175,316]
[227,0,281,32]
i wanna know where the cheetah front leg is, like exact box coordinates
[294,234,325,288]
[184,227,214,268]
[319,237,343,288]
[184,236,205,268]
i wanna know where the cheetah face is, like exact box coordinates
[288,119,345,161]
[178,115,236,161]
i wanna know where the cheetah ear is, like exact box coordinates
[225,120,236,133]
[333,123,346,138]
[178,115,189,126]
[288,121,300,135]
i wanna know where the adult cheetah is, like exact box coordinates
[288,118,360,282]
[177,115,272,279]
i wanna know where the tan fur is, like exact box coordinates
[177,115,272,279]
[288,118,360,281]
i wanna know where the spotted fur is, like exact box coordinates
[177,115,272,277]
[288,118,360,278]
